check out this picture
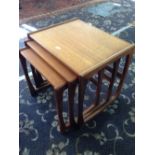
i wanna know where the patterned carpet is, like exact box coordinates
[19,0,103,20]
[19,0,135,154]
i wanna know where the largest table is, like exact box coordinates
[28,18,135,126]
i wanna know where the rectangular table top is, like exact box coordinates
[29,19,134,77]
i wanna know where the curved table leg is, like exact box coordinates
[68,82,77,127]
[30,64,44,88]
[19,53,36,96]
[94,70,104,106]
[114,54,132,98]
[55,88,66,133]
[106,59,120,102]
[77,78,87,127]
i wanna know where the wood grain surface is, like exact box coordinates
[29,19,134,77]
[20,48,66,90]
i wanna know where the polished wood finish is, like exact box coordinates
[20,19,135,132]
[26,40,77,82]
[29,19,134,77]
[77,78,87,127]
[20,48,77,132]
[83,53,133,123]
[20,48,66,90]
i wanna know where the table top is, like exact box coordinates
[29,19,134,77]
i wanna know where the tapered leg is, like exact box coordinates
[106,59,120,102]
[68,82,77,127]
[19,53,36,96]
[30,64,44,88]
[55,88,66,133]
[114,54,132,97]
[77,78,87,127]
[94,70,103,106]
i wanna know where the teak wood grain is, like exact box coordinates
[29,19,134,77]
[21,19,135,131]
[20,48,66,90]
[26,40,77,82]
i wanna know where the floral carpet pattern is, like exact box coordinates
[19,0,135,154]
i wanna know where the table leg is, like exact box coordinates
[30,64,44,88]
[94,70,104,106]
[19,53,36,96]
[77,78,87,127]
[68,82,77,127]
[106,59,120,102]
[55,88,66,133]
[114,54,132,98]
[80,54,133,124]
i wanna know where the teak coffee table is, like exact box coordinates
[20,18,135,132]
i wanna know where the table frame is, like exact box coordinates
[20,47,133,132]
[77,53,133,126]
[20,18,134,132]
[19,50,78,132]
